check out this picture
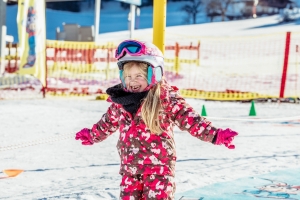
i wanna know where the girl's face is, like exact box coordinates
[124,64,148,92]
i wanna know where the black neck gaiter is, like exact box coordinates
[106,84,149,115]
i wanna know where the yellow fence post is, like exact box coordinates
[153,0,166,54]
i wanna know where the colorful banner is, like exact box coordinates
[17,0,46,86]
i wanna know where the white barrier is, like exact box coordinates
[0,25,14,74]
[0,25,6,74]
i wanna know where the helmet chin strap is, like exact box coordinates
[143,84,153,92]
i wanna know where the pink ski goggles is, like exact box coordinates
[115,40,146,60]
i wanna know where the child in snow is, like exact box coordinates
[75,39,238,200]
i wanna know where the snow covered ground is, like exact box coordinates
[2,3,300,200]
[98,14,300,43]
[0,98,300,199]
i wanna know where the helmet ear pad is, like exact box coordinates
[147,66,162,85]
[119,70,126,88]
[147,66,152,85]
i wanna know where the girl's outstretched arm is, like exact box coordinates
[75,103,121,145]
[164,88,238,148]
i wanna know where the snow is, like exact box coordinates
[1,98,300,199]
[1,2,300,200]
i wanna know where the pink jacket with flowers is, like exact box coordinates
[90,83,218,176]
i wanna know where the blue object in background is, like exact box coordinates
[6,1,207,42]
[176,168,300,200]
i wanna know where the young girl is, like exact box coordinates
[75,39,238,200]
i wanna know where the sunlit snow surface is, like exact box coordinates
[1,98,299,199]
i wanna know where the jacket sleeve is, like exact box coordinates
[90,103,120,143]
[165,89,218,143]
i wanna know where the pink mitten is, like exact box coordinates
[214,128,238,149]
[75,128,94,145]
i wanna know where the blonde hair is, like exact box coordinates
[123,62,148,79]
[141,83,163,135]
[123,61,163,135]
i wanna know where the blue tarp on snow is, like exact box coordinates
[176,168,300,200]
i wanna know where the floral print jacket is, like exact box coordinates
[90,83,218,176]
